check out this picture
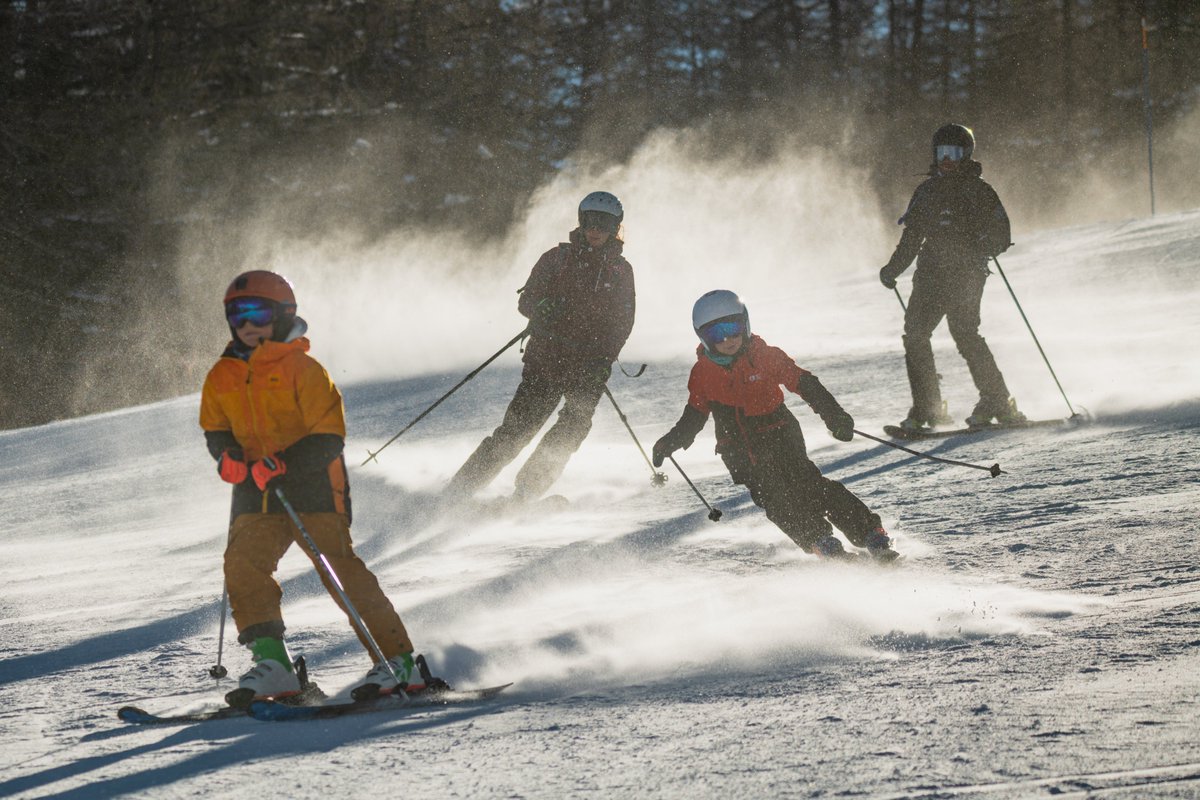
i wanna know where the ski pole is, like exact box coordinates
[363,327,529,465]
[668,455,722,521]
[209,582,230,679]
[602,385,668,486]
[209,520,237,679]
[893,287,907,313]
[853,429,1003,477]
[991,256,1079,419]
[269,476,407,698]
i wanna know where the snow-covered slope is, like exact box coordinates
[1,211,1198,798]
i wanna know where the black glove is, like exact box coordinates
[651,437,676,468]
[532,297,559,324]
[653,407,707,466]
[879,266,898,290]
[827,412,855,442]
[585,357,612,387]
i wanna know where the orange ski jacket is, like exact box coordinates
[200,337,351,520]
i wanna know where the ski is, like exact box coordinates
[247,682,513,722]
[883,417,1071,441]
[118,683,327,726]
[117,704,249,726]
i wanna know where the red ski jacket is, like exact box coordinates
[686,335,809,416]
[658,335,851,467]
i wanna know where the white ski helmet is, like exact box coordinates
[578,191,624,228]
[692,290,750,341]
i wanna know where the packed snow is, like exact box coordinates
[1,208,1198,798]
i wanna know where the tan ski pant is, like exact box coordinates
[224,512,412,659]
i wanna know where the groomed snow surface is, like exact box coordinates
[2,211,1199,798]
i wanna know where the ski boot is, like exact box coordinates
[864,527,900,563]
[813,534,852,560]
[966,397,1026,428]
[899,401,953,432]
[350,652,416,701]
[225,637,302,708]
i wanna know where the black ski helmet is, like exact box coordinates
[932,123,975,162]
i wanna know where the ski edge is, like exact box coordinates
[247,682,514,722]
[882,417,1073,441]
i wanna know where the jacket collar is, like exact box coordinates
[222,336,311,365]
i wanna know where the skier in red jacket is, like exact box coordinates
[651,290,898,562]
[443,191,635,504]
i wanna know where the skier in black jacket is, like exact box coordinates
[879,123,1025,432]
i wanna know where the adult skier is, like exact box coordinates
[200,270,416,705]
[879,123,1025,432]
[651,290,898,562]
[442,191,635,505]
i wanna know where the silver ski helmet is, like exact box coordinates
[578,191,623,233]
[692,290,750,348]
[932,123,975,163]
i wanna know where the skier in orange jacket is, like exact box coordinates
[200,270,414,705]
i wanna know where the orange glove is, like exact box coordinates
[251,455,287,491]
[217,449,248,484]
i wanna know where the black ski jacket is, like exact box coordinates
[882,161,1011,282]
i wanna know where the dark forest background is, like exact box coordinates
[2,0,1197,428]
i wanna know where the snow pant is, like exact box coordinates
[225,512,413,660]
[718,408,881,551]
[903,267,1010,417]
[447,363,606,500]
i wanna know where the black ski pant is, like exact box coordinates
[719,409,880,551]
[903,267,1010,418]
[446,363,605,500]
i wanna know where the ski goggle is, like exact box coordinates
[225,297,277,328]
[580,210,619,233]
[698,318,746,347]
[935,144,966,162]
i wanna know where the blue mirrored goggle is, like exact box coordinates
[225,298,276,328]
[580,210,619,233]
[935,144,965,162]
[698,318,746,347]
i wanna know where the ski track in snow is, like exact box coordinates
[1,211,1199,798]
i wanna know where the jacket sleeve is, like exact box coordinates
[980,184,1012,257]
[883,185,928,277]
[295,358,347,439]
[517,248,560,321]
[598,264,635,361]
[282,433,344,474]
[794,373,851,430]
[204,430,240,461]
[658,404,708,453]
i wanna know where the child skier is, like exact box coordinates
[200,270,416,705]
[442,191,635,505]
[651,290,898,562]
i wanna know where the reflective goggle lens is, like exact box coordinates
[936,144,965,162]
[699,319,745,347]
[225,298,276,328]
[580,210,619,233]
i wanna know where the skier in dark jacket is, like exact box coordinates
[443,191,636,504]
[651,290,898,562]
[879,123,1025,432]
